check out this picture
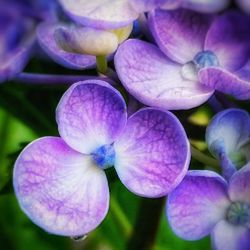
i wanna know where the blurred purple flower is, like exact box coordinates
[115,10,250,110]
[13,80,190,236]
[206,109,250,179]
[167,163,250,250]
[237,0,250,14]
[57,0,229,30]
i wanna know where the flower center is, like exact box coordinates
[227,202,250,228]
[193,50,219,70]
[91,144,116,169]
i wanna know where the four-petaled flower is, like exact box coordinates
[115,10,250,110]
[13,80,190,236]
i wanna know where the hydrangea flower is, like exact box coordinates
[0,1,36,83]
[115,10,250,110]
[13,80,190,236]
[167,163,250,250]
[57,0,229,30]
[37,21,132,70]
[206,109,250,179]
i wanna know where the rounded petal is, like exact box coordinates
[211,220,250,250]
[206,108,250,156]
[37,22,96,70]
[205,11,250,71]
[182,0,229,13]
[13,137,109,236]
[58,0,138,29]
[167,170,230,240]
[128,0,181,12]
[114,108,190,198]
[229,163,250,204]
[56,80,127,154]
[149,9,212,64]
[199,66,250,100]
[115,39,214,110]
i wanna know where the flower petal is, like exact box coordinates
[167,170,230,240]
[114,108,190,198]
[13,137,109,236]
[56,80,127,154]
[37,22,96,70]
[182,0,229,13]
[149,9,212,64]
[229,163,250,204]
[199,66,250,100]
[128,0,181,12]
[115,39,214,110]
[206,108,250,156]
[58,0,138,29]
[205,11,250,71]
[211,220,250,250]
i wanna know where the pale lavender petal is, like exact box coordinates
[167,170,230,240]
[206,108,250,156]
[13,137,109,236]
[182,0,229,13]
[229,163,250,204]
[114,108,190,198]
[237,0,250,14]
[58,0,138,29]
[128,0,181,12]
[211,220,250,250]
[37,22,96,70]
[199,67,250,100]
[205,11,250,71]
[56,80,127,154]
[115,39,214,110]
[149,9,212,64]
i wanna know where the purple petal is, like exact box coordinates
[182,0,229,13]
[211,220,250,250]
[237,0,250,14]
[205,11,250,71]
[37,22,96,70]
[56,80,127,154]
[199,66,250,100]
[167,170,230,240]
[114,108,190,198]
[206,108,250,156]
[115,39,214,110]
[13,137,109,236]
[149,9,212,64]
[128,0,181,12]
[229,163,250,204]
[58,0,138,29]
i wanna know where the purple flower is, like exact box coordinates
[206,108,250,180]
[37,21,132,70]
[115,10,250,110]
[167,164,250,250]
[0,1,36,83]
[57,0,229,30]
[13,80,190,236]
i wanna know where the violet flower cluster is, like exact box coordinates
[0,0,249,249]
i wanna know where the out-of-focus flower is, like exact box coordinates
[115,10,250,110]
[37,22,132,69]
[206,109,250,179]
[129,0,230,13]
[13,80,190,236]
[57,0,229,31]
[167,163,250,250]
[236,0,250,14]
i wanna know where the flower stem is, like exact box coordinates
[96,56,108,74]
[191,145,220,169]
[126,197,165,250]
[14,73,114,85]
[110,196,132,238]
